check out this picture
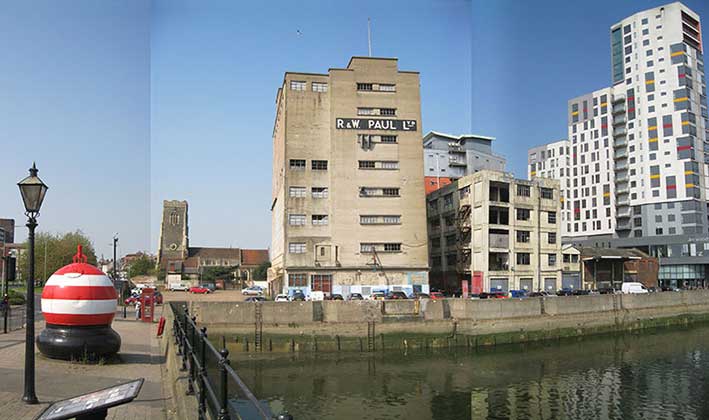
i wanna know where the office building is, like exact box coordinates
[269,57,429,298]
[427,170,562,293]
[423,131,506,194]
[529,2,708,287]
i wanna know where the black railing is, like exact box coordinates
[171,302,291,420]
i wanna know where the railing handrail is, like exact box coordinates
[170,302,282,420]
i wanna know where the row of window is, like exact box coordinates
[357,107,396,116]
[289,80,398,93]
[515,253,557,266]
[290,159,328,170]
[288,214,329,226]
[288,214,402,226]
[287,273,333,288]
[287,242,401,254]
[515,230,557,244]
[289,159,401,171]
[356,83,396,92]
[289,186,328,198]
[290,80,328,92]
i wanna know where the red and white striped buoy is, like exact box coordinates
[41,246,117,326]
[37,245,121,360]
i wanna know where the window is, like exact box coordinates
[312,187,328,198]
[289,242,306,253]
[357,83,373,91]
[381,135,397,143]
[382,215,401,224]
[383,188,400,196]
[548,254,557,266]
[378,84,396,92]
[360,215,401,225]
[540,188,554,199]
[357,107,376,115]
[548,211,557,224]
[289,159,306,170]
[360,216,378,225]
[312,82,328,92]
[516,208,531,221]
[312,160,328,170]
[384,243,401,252]
[290,80,306,91]
[381,161,399,169]
[517,184,531,197]
[289,186,306,198]
[359,160,376,169]
[517,253,530,265]
[169,212,180,226]
[360,243,401,253]
[516,230,530,243]
[312,215,328,225]
[358,160,399,170]
[360,187,400,197]
[288,273,307,287]
[380,108,396,116]
[548,232,557,244]
[288,214,306,226]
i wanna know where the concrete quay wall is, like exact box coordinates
[180,290,709,352]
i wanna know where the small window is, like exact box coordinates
[516,230,530,243]
[312,82,328,92]
[288,242,306,253]
[357,107,376,116]
[383,188,400,197]
[290,80,306,91]
[548,232,557,244]
[378,84,396,92]
[548,211,557,224]
[312,215,329,226]
[289,159,306,170]
[380,108,396,116]
[384,243,401,252]
[516,208,531,221]
[288,214,306,226]
[548,254,557,266]
[289,186,306,198]
[517,253,530,265]
[517,185,531,197]
[540,188,554,199]
[359,161,376,169]
[381,135,397,143]
[312,160,328,170]
[357,83,373,91]
[312,187,328,199]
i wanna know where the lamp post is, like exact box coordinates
[17,163,48,405]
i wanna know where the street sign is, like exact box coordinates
[35,378,144,420]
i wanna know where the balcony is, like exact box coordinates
[614,138,628,148]
[615,173,628,183]
[613,116,627,126]
[449,158,467,167]
[616,221,632,230]
[616,185,629,195]
[614,149,628,159]
[614,162,628,171]
[616,208,631,218]
[489,229,509,249]
[616,194,630,206]
[612,95,626,104]
[613,127,627,137]
[612,106,626,115]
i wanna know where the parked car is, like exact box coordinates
[275,294,290,302]
[413,292,430,300]
[528,291,551,298]
[480,291,508,299]
[429,291,444,300]
[168,282,189,292]
[661,286,681,292]
[246,296,266,302]
[242,286,264,296]
[189,286,211,294]
[291,292,306,301]
[348,293,364,300]
[572,289,592,296]
[556,288,575,296]
[330,294,344,301]
[510,290,528,298]
[370,292,386,300]
[597,287,618,295]
[386,291,408,300]
[201,283,216,292]
[622,282,649,294]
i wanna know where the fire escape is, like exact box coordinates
[457,203,472,280]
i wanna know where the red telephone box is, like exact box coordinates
[472,271,483,295]
[140,288,155,323]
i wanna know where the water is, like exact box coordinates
[230,324,709,420]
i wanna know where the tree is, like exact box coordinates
[201,266,236,282]
[127,255,155,278]
[17,230,97,283]
[253,261,271,281]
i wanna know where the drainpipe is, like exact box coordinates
[537,185,542,291]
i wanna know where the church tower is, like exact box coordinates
[157,200,189,268]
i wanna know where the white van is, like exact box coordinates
[621,282,649,294]
[169,282,189,292]
[310,291,325,301]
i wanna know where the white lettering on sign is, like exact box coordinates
[335,118,417,131]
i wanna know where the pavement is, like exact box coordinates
[0,310,168,419]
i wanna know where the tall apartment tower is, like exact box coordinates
[528,140,572,235]
[269,57,429,298]
[423,131,506,194]
[529,2,708,288]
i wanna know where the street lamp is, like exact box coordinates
[17,162,48,405]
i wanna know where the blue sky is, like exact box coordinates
[150,0,473,252]
[1,1,707,259]
[0,1,150,260]
[473,0,709,177]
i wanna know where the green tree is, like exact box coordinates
[127,255,155,278]
[253,261,271,281]
[201,266,236,282]
[18,230,97,283]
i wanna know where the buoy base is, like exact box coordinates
[37,324,121,360]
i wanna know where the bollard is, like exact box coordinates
[123,305,127,319]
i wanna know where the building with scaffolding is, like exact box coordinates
[427,170,562,294]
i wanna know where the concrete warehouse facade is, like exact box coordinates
[423,131,506,195]
[269,57,429,298]
[427,170,562,294]
[529,2,709,288]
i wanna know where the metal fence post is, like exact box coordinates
[218,347,230,420]
[199,327,208,420]
[186,318,195,395]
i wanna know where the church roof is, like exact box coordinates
[188,247,241,260]
[240,249,269,266]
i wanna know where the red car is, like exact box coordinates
[429,291,444,300]
[189,286,211,294]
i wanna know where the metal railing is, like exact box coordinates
[171,303,290,420]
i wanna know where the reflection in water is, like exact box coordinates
[231,325,709,419]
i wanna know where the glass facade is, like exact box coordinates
[658,264,706,288]
[611,28,624,84]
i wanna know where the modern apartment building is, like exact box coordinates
[529,2,708,288]
[427,170,562,294]
[423,131,506,194]
[528,139,572,234]
[269,57,429,298]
